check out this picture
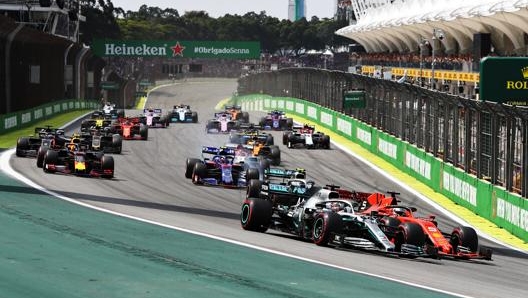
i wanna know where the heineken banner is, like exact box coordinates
[92,40,260,59]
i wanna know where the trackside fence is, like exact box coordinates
[231,94,528,243]
[0,99,98,134]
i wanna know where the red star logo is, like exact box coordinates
[171,42,185,57]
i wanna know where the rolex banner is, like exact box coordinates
[92,40,260,59]
[480,57,528,105]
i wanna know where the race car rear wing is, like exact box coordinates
[263,181,311,197]
[265,168,306,179]
[202,146,235,156]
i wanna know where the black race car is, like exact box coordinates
[16,126,68,157]
[40,145,114,179]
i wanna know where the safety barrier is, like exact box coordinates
[232,94,528,242]
[0,99,98,134]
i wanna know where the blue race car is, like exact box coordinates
[185,146,260,188]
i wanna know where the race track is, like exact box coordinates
[10,78,528,298]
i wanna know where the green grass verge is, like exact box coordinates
[0,110,91,149]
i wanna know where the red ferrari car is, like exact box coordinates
[362,192,492,260]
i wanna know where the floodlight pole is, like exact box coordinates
[419,37,424,87]
[431,30,436,90]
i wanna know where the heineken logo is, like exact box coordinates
[105,43,168,56]
[93,40,260,59]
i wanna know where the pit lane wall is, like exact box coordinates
[0,99,98,134]
[233,94,528,242]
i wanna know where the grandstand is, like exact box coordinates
[337,0,528,57]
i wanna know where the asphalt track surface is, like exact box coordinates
[8,78,528,298]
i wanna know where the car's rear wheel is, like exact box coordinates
[270,146,280,165]
[313,212,342,246]
[16,137,30,157]
[246,168,259,181]
[246,179,262,198]
[192,112,198,123]
[322,135,331,149]
[240,197,272,232]
[112,134,122,154]
[139,124,148,140]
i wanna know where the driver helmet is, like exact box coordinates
[393,207,407,216]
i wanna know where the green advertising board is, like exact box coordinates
[92,40,261,59]
[101,81,119,90]
[343,90,366,109]
[480,57,528,106]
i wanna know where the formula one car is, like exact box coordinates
[363,192,493,260]
[205,112,239,133]
[228,124,274,145]
[259,110,293,130]
[80,117,114,131]
[224,105,249,123]
[244,136,281,166]
[111,117,148,140]
[167,104,198,123]
[241,183,426,256]
[140,108,169,128]
[96,102,124,119]
[40,145,114,179]
[282,124,330,149]
[185,146,260,188]
[79,127,123,154]
[16,126,67,157]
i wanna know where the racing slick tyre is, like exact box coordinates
[242,112,249,123]
[266,134,274,145]
[101,156,114,179]
[379,216,401,239]
[246,168,260,181]
[269,146,281,165]
[112,134,123,154]
[286,118,293,130]
[227,121,236,132]
[322,135,331,149]
[139,124,148,140]
[259,159,270,172]
[16,137,30,157]
[246,179,262,198]
[259,117,266,127]
[185,158,201,179]
[313,212,343,246]
[42,150,58,173]
[192,162,207,184]
[282,132,292,145]
[36,147,48,168]
[191,112,198,123]
[394,222,425,253]
[450,226,478,253]
[240,197,272,232]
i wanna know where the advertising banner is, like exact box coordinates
[92,40,261,59]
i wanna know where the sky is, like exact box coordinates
[110,0,336,20]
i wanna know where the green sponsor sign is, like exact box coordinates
[101,81,119,90]
[92,40,260,59]
[480,57,528,105]
[343,90,366,109]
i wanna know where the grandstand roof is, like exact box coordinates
[337,0,528,55]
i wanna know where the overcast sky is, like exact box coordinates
[111,0,336,20]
